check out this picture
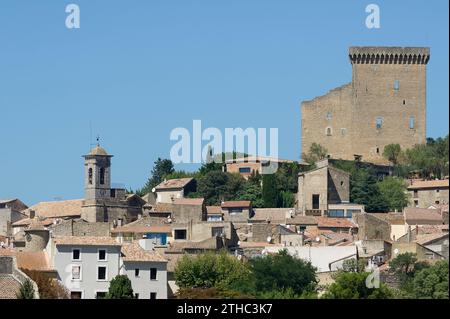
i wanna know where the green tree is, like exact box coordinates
[106,275,134,299]
[196,170,229,205]
[383,144,402,165]
[174,251,252,294]
[139,158,174,195]
[237,181,264,208]
[249,249,317,296]
[322,272,392,299]
[350,168,389,212]
[279,191,295,208]
[302,143,328,165]
[225,173,246,201]
[16,279,35,299]
[377,176,409,211]
[262,174,278,208]
[412,260,449,299]
[341,258,366,273]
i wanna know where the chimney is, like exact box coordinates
[29,210,35,219]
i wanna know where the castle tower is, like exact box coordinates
[301,46,430,164]
[83,145,113,201]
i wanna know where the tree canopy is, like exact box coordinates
[106,275,134,299]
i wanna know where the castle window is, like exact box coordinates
[376,117,383,129]
[394,80,399,91]
[326,127,332,136]
[326,112,332,120]
[409,116,415,129]
[341,128,346,136]
[403,100,406,105]
[88,168,93,185]
[100,168,105,185]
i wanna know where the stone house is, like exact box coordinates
[154,178,196,204]
[0,199,28,237]
[407,179,449,208]
[297,159,364,217]
[225,156,306,179]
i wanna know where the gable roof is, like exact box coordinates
[22,199,83,219]
[317,217,357,229]
[206,206,222,214]
[404,207,443,225]
[407,179,449,190]
[121,242,167,262]
[111,224,172,234]
[16,251,53,271]
[288,215,318,225]
[172,198,204,206]
[0,274,22,299]
[415,233,449,245]
[155,178,193,190]
[221,201,251,208]
[54,236,121,246]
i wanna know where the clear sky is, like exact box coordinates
[0,0,448,205]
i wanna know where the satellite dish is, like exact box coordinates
[266,236,272,243]
[394,248,399,255]
[237,241,241,246]
[0,242,4,247]
[151,187,156,193]
[237,255,242,260]
[315,236,321,242]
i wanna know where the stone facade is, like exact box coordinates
[353,213,391,241]
[297,159,351,216]
[301,47,429,164]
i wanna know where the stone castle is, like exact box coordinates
[301,47,430,164]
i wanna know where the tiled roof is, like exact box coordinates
[111,224,172,234]
[317,217,357,228]
[206,206,222,214]
[12,218,55,228]
[221,201,251,208]
[54,236,120,246]
[121,242,167,262]
[22,199,83,219]
[404,207,443,225]
[288,215,318,225]
[155,178,193,190]
[173,198,204,206]
[367,213,405,225]
[16,251,53,271]
[407,179,449,190]
[416,233,449,245]
[0,248,16,256]
[0,275,21,299]
[251,208,292,223]
[225,156,295,164]
[153,203,173,212]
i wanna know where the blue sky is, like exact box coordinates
[0,0,448,205]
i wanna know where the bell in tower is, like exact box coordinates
[83,145,113,201]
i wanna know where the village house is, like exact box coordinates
[0,199,28,238]
[296,159,364,217]
[153,178,196,204]
[407,179,449,208]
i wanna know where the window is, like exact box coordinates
[98,249,107,261]
[376,147,380,154]
[326,112,332,120]
[328,210,345,218]
[110,189,116,198]
[436,189,440,193]
[100,168,105,185]
[239,167,251,173]
[413,190,418,198]
[414,200,419,207]
[207,215,223,222]
[96,292,107,299]
[72,249,81,261]
[435,201,440,205]
[409,116,415,129]
[72,265,81,280]
[88,168,93,185]
[150,268,157,280]
[341,128,346,136]
[212,227,224,237]
[174,229,187,240]
[150,292,157,299]
[403,100,406,105]
[230,208,243,214]
[376,117,383,129]
[135,269,140,277]
[326,127,332,136]
[394,80,399,91]
[70,291,82,299]
[312,194,320,210]
[97,266,107,281]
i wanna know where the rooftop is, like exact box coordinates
[54,236,121,246]
[155,178,193,190]
[317,217,357,229]
[16,251,53,271]
[22,199,83,219]
[172,198,204,206]
[404,207,444,225]
[407,179,449,190]
[111,224,172,234]
[221,201,251,208]
[121,242,167,263]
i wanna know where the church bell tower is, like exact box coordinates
[83,145,113,201]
